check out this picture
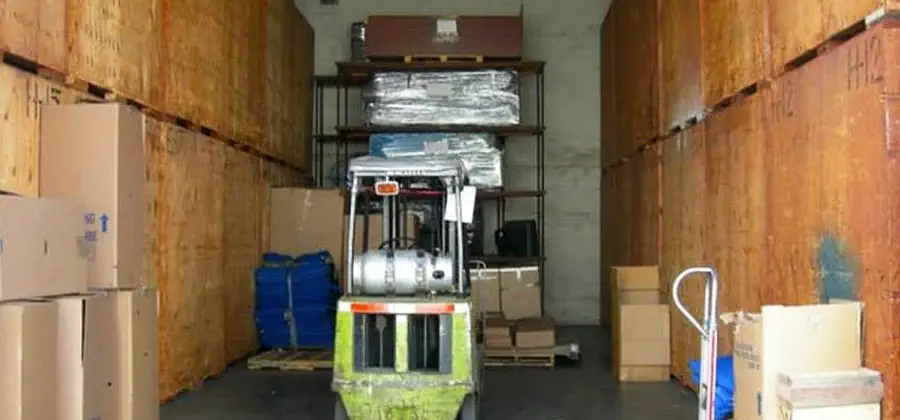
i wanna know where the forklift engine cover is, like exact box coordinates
[351,249,456,295]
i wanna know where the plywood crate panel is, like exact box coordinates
[666,93,766,383]
[659,0,702,133]
[222,147,263,362]
[612,0,659,158]
[157,123,227,401]
[701,0,767,108]
[764,22,900,418]
[659,123,707,382]
[0,63,96,196]
[160,0,227,134]
[67,0,162,107]
[768,0,890,74]
[0,0,66,73]
[264,0,288,161]
[223,0,264,147]
[290,9,314,172]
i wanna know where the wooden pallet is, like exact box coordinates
[247,348,334,371]
[483,346,555,368]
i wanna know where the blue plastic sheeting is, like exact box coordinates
[689,355,735,420]
[254,250,339,349]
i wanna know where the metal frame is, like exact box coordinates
[313,61,547,307]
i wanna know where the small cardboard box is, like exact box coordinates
[499,266,541,320]
[728,302,863,420]
[471,268,501,314]
[514,317,555,349]
[483,312,512,348]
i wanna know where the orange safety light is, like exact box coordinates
[373,180,400,196]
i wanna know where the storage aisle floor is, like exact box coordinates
[161,327,696,419]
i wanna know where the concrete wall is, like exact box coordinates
[295,0,609,325]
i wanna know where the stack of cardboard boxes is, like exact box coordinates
[608,266,670,382]
[0,103,158,419]
[728,300,875,419]
[472,266,556,358]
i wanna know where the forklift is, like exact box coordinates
[332,155,483,420]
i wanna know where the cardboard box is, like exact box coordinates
[471,268,501,314]
[483,312,512,348]
[728,302,863,420]
[269,187,344,264]
[499,266,541,320]
[40,104,146,290]
[514,317,555,349]
[0,300,60,420]
[0,196,88,301]
[85,289,160,420]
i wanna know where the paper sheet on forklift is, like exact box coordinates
[443,186,477,224]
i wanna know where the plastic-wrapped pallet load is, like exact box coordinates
[362,70,520,126]
[369,133,503,188]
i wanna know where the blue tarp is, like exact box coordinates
[689,355,735,420]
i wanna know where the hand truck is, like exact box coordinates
[672,267,720,420]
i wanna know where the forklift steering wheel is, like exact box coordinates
[377,237,419,250]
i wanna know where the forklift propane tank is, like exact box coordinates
[351,249,456,295]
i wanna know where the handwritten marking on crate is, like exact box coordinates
[247,348,334,371]
[483,347,554,368]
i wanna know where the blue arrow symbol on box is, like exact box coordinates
[100,213,109,233]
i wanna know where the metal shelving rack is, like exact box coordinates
[313,59,546,273]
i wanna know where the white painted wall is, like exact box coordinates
[295,0,609,325]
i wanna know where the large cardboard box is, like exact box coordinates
[728,302,863,420]
[0,300,60,420]
[499,266,541,320]
[85,289,160,420]
[40,103,146,290]
[269,187,344,262]
[610,266,669,382]
[0,196,88,301]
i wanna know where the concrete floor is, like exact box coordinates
[162,327,696,419]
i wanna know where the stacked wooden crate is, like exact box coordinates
[600,1,900,418]
[0,0,314,404]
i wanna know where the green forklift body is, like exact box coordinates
[332,296,478,420]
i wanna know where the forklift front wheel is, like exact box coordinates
[335,397,349,420]
[457,393,481,420]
